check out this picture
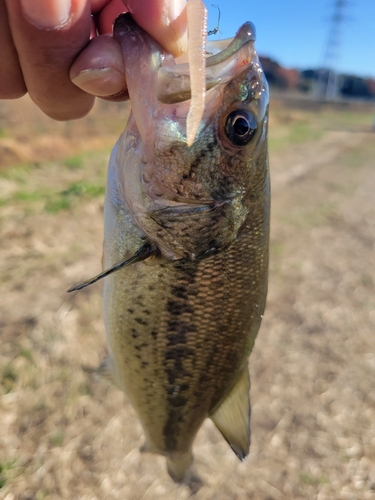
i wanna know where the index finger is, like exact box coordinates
[95,0,187,57]
[125,0,187,57]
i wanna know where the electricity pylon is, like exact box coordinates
[322,0,347,100]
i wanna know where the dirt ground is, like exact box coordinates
[0,95,375,500]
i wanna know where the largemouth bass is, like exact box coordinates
[71,13,269,481]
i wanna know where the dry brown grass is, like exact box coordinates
[1,96,375,499]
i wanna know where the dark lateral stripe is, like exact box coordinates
[162,265,198,450]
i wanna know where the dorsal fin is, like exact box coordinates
[210,368,251,460]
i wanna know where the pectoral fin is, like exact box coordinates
[210,368,251,461]
[67,242,157,292]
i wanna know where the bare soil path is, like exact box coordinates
[1,98,374,499]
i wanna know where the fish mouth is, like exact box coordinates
[156,22,256,104]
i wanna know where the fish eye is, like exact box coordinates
[224,110,257,146]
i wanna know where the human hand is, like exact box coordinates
[1,0,187,120]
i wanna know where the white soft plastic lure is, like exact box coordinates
[186,0,208,146]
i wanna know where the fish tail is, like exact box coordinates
[166,452,193,482]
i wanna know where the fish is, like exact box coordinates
[69,12,270,482]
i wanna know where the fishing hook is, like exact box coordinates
[207,4,221,36]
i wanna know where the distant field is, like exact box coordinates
[1,95,375,500]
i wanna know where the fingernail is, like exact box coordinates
[71,68,126,97]
[173,32,188,57]
[20,0,71,30]
[167,0,188,56]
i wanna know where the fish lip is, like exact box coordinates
[156,22,256,104]
[205,22,256,66]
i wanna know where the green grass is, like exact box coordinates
[0,127,7,138]
[269,106,374,154]
[1,178,105,214]
[1,364,17,393]
[19,348,33,362]
[55,367,69,382]
[0,461,17,489]
[0,164,30,182]
[270,241,284,256]
[44,181,105,213]
[78,383,93,396]
[13,190,47,202]
[35,490,50,500]
[322,109,375,127]
[62,181,105,198]
[64,155,84,170]
[300,472,330,486]
[289,121,324,143]
[49,430,65,447]
[44,197,72,213]
[269,119,325,153]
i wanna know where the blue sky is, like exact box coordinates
[205,0,375,78]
